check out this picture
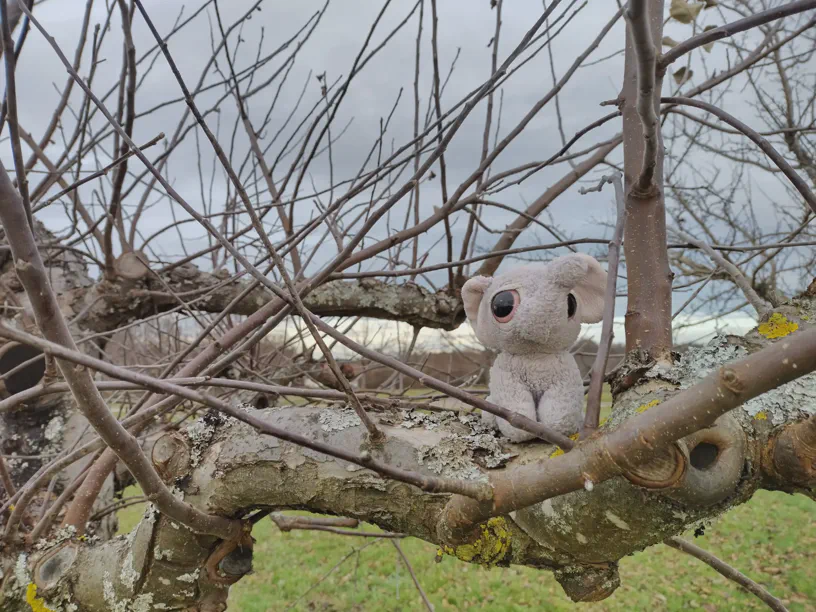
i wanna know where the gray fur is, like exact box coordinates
[462,254,607,442]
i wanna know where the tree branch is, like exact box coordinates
[441,325,816,539]
[0,323,494,501]
[659,0,816,70]
[665,537,788,612]
[671,230,773,317]
[582,174,626,435]
[662,97,816,215]
[0,160,240,541]
[626,0,660,194]
[476,136,621,276]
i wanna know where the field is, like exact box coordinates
[118,488,815,611]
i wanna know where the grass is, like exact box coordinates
[117,489,815,611]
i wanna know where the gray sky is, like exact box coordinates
[3,0,809,346]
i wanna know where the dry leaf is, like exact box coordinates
[673,66,693,85]
[662,36,680,48]
[703,24,717,52]
[670,0,705,24]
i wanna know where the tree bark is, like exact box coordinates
[621,0,674,362]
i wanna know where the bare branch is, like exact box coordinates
[665,537,789,612]
[662,97,816,216]
[392,540,435,611]
[671,230,773,317]
[0,161,240,541]
[477,136,621,276]
[660,0,816,70]
[626,0,660,194]
[582,174,626,435]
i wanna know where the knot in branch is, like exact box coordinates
[719,367,744,394]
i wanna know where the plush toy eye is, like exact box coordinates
[491,290,519,323]
[567,293,577,319]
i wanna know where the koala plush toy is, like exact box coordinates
[462,253,607,442]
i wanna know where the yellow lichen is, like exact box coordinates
[26,583,54,612]
[549,433,580,458]
[754,411,768,421]
[636,399,661,413]
[757,313,799,339]
[436,517,511,567]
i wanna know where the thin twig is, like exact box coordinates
[0,454,16,497]
[660,0,816,70]
[662,97,816,216]
[671,230,773,317]
[270,514,360,531]
[38,133,164,209]
[582,174,626,435]
[665,537,788,612]
[392,539,435,611]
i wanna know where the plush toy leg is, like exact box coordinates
[486,391,538,443]
[534,381,583,438]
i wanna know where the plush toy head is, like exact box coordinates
[461,253,607,355]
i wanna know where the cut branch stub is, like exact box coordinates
[113,250,150,280]
[769,415,816,489]
[665,413,747,506]
[620,441,687,489]
[0,341,45,397]
[554,563,621,602]
[151,432,192,483]
[33,541,79,593]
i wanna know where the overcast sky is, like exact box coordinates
[3,0,806,347]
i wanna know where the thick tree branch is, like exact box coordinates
[441,325,816,539]
[0,324,494,501]
[42,266,466,333]
[626,0,659,194]
[0,161,240,541]
[621,0,672,361]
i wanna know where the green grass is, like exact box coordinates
[117,490,815,611]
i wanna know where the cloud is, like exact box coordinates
[4,0,808,333]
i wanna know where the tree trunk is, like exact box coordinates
[621,0,674,362]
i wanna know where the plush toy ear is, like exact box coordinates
[550,253,607,323]
[461,276,491,323]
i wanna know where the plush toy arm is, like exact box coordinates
[485,363,538,443]
[533,360,584,437]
